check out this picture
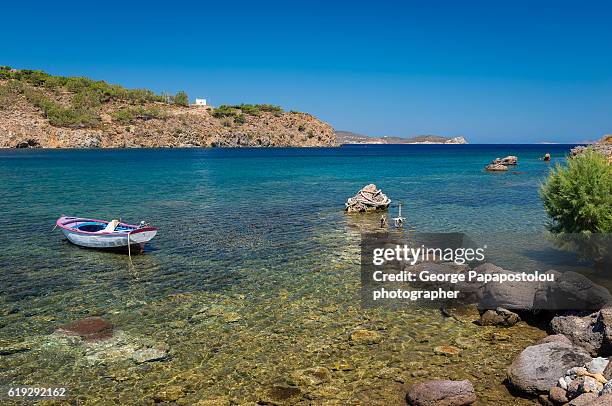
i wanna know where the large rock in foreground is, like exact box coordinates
[406,379,476,406]
[507,342,592,396]
[345,184,390,213]
[550,308,612,356]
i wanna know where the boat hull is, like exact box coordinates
[56,216,157,251]
[60,228,157,249]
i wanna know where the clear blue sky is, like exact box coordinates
[3,0,611,143]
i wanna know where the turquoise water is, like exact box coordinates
[0,145,575,404]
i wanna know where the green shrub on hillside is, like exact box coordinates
[22,87,99,128]
[2,68,169,104]
[112,106,167,123]
[213,103,283,118]
[174,91,189,106]
[540,151,612,234]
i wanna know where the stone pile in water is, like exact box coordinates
[345,184,391,213]
[485,155,517,171]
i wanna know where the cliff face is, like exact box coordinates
[0,78,336,149]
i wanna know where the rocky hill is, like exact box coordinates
[0,68,337,148]
[336,130,467,145]
[571,135,612,163]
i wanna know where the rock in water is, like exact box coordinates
[507,342,592,396]
[485,163,508,172]
[492,155,518,165]
[350,329,383,345]
[131,347,169,363]
[56,317,113,341]
[405,379,476,406]
[478,307,520,327]
[345,184,390,213]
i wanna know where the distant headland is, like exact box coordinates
[336,130,468,145]
[0,67,337,148]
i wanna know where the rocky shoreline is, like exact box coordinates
[398,260,612,405]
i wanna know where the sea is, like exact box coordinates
[0,144,583,404]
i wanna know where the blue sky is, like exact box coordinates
[2,0,611,143]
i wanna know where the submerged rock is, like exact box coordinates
[507,342,592,395]
[153,385,184,403]
[291,366,332,386]
[406,379,476,406]
[131,347,169,363]
[433,345,462,356]
[350,329,383,345]
[345,184,391,213]
[56,317,114,341]
[261,385,302,404]
[0,341,32,356]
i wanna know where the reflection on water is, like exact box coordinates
[0,145,576,404]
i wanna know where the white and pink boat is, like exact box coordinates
[55,216,158,252]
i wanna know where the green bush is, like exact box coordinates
[22,87,99,128]
[174,91,189,106]
[234,113,246,125]
[213,103,283,118]
[112,106,166,123]
[540,151,612,234]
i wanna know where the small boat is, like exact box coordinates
[55,216,157,252]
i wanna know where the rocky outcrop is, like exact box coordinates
[405,379,476,406]
[345,184,390,213]
[492,156,518,165]
[507,342,592,395]
[0,80,336,148]
[485,163,508,171]
[550,308,612,356]
[571,135,612,163]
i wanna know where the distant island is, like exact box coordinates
[336,130,467,145]
[0,67,337,148]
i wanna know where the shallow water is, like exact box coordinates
[0,145,576,404]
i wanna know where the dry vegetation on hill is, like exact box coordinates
[0,67,336,148]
